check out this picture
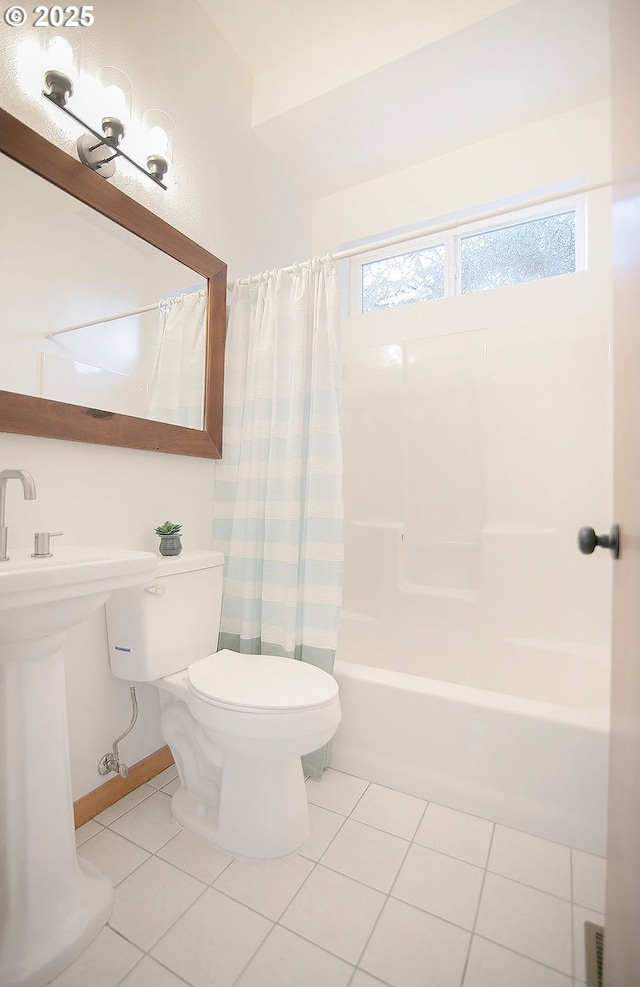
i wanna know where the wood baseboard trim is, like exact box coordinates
[73,745,175,829]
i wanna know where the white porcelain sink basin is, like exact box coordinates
[0,546,157,987]
[0,546,156,644]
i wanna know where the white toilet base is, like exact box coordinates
[170,751,310,858]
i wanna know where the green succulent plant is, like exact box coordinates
[154,521,182,536]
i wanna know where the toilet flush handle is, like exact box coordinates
[144,583,166,595]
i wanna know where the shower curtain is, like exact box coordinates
[213,257,343,777]
[146,289,207,427]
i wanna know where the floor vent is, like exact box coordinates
[585,920,605,987]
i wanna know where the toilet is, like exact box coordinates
[105,550,341,858]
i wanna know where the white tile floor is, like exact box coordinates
[49,766,606,987]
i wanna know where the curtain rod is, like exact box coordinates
[47,302,159,339]
[46,285,207,339]
[232,180,610,285]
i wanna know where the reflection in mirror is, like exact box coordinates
[0,109,227,458]
[1,153,206,429]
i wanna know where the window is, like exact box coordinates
[459,211,576,294]
[351,198,584,315]
[362,244,445,312]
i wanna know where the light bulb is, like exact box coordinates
[103,84,126,116]
[97,68,132,125]
[47,36,73,70]
[147,125,169,156]
[143,110,174,167]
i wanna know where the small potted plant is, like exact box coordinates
[155,521,183,557]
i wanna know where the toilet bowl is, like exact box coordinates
[106,551,341,858]
[159,650,340,857]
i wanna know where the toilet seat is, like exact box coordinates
[187,648,339,713]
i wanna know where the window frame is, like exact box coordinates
[350,194,586,315]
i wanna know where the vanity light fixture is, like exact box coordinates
[41,48,171,190]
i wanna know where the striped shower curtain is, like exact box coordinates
[213,257,343,777]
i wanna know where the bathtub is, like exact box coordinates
[331,660,609,856]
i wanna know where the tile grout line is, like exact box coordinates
[107,864,210,965]
[111,929,194,987]
[344,795,430,980]
[79,827,155,866]
[472,933,580,982]
[480,866,575,905]
[347,789,431,843]
[92,783,158,827]
[458,818,496,987]
[111,929,196,987]
[226,918,277,987]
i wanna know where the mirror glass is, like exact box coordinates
[0,109,227,458]
[1,154,207,429]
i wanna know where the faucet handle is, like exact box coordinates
[32,531,63,559]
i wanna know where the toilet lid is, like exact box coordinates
[188,649,339,712]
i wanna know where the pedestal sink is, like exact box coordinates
[0,547,157,987]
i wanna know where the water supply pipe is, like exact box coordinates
[98,684,138,778]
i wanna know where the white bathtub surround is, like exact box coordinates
[337,265,612,699]
[52,765,605,986]
[214,258,344,778]
[332,661,609,856]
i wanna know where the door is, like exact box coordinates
[603,1,640,984]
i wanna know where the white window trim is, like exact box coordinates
[350,194,586,315]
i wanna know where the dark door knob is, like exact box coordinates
[578,524,619,559]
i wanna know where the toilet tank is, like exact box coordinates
[106,550,224,682]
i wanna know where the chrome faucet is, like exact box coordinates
[0,468,37,561]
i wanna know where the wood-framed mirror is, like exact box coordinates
[0,108,227,458]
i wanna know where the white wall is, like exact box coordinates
[312,101,613,707]
[312,101,611,256]
[1,0,310,799]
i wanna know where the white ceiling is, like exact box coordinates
[196,0,382,75]
[197,0,610,198]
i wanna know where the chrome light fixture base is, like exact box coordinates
[76,132,118,178]
[43,70,74,107]
[146,153,169,183]
[101,116,126,147]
